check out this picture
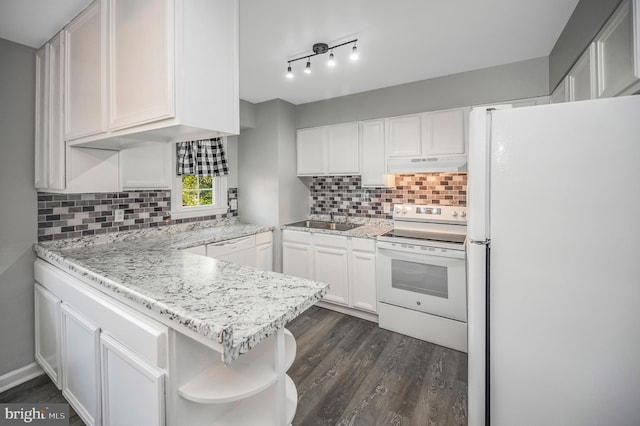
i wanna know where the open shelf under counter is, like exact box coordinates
[215,375,298,426]
[178,329,296,404]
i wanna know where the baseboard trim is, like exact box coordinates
[315,301,379,323]
[0,362,45,394]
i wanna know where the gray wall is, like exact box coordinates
[549,0,622,91]
[295,57,549,128]
[0,38,37,376]
[238,99,309,272]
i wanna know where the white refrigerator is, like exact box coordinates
[467,95,640,426]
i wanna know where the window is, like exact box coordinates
[171,142,228,220]
[181,176,214,207]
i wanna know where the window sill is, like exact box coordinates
[170,206,229,220]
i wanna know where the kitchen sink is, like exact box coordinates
[287,220,361,232]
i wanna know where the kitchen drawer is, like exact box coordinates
[313,233,348,249]
[283,230,311,244]
[255,231,273,245]
[206,235,256,257]
[34,260,167,368]
[350,237,376,253]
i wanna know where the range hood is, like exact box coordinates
[387,154,467,174]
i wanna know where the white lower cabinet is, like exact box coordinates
[35,254,293,426]
[181,232,274,271]
[349,240,378,313]
[255,232,273,271]
[203,231,273,271]
[35,260,168,426]
[61,304,102,426]
[34,284,61,389]
[282,231,313,280]
[282,230,377,315]
[313,235,349,306]
[100,334,165,426]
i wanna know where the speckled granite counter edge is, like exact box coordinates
[33,221,325,365]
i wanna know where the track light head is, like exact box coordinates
[328,51,336,67]
[304,59,311,74]
[286,65,293,79]
[350,44,358,61]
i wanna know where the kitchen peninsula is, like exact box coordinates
[33,219,328,426]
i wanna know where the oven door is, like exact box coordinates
[377,241,467,322]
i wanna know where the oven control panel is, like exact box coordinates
[393,204,467,223]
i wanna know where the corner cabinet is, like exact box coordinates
[297,123,359,176]
[282,230,377,319]
[66,0,239,147]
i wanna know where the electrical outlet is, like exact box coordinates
[114,210,124,222]
[230,199,238,210]
[383,203,391,214]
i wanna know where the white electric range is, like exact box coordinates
[376,204,468,352]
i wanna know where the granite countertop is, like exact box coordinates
[281,215,393,239]
[34,219,328,365]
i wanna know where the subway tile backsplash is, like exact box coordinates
[310,173,466,218]
[37,188,238,241]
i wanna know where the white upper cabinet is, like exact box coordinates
[386,108,467,160]
[568,43,597,101]
[360,119,394,187]
[422,108,466,155]
[64,0,106,140]
[35,45,49,190]
[65,0,239,147]
[327,123,359,174]
[296,127,326,175]
[108,0,174,131]
[386,114,422,158]
[120,141,172,189]
[550,77,569,103]
[297,123,359,176]
[48,33,66,190]
[596,0,640,98]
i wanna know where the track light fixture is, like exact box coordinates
[286,39,358,79]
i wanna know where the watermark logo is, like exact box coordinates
[0,404,68,425]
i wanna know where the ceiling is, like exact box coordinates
[1,0,579,105]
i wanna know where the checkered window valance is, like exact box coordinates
[176,138,229,177]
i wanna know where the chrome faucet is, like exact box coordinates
[330,212,335,222]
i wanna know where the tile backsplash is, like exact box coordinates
[37,188,238,241]
[310,173,466,218]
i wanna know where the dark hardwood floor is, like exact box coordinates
[0,306,467,425]
[0,374,84,425]
[287,306,467,426]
